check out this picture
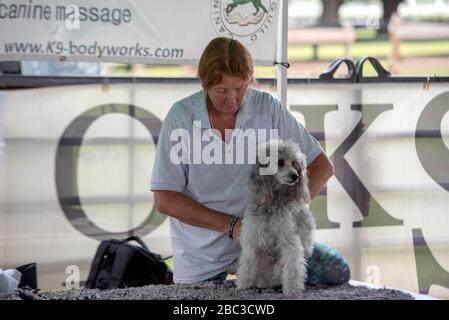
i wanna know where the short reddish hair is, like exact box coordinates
[198,37,254,89]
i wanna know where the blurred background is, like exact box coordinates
[3,0,447,79]
[118,0,449,78]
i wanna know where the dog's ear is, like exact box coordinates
[249,164,274,206]
[293,154,311,204]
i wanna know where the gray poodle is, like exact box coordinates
[236,140,316,294]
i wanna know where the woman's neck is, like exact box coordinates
[207,98,237,126]
[207,100,237,142]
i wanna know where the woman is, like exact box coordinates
[151,37,350,285]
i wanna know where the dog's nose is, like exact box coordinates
[289,173,299,182]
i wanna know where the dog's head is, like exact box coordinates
[250,139,310,206]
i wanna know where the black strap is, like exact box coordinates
[123,236,149,250]
[273,61,290,68]
[355,56,391,82]
[319,58,356,82]
[228,216,239,239]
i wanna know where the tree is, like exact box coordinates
[381,0,404,33]
[317,0,405,32]
[319,0,344,27]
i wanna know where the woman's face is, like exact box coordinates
[207,74,250,115]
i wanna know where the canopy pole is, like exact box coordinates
[276,0,288,106]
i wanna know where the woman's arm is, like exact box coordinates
[153,152,333,240]
[154,190,241,239]
[307,152,334,200]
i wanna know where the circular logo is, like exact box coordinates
[211,0,277,44]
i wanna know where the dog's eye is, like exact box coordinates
[278,159,284,167]
[292,160,298,168]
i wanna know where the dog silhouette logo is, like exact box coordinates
[211,0,278,43]
[225,0,268,26]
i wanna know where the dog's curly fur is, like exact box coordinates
[236,140,316,294]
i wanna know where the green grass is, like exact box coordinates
[288,40,449,61]
[143,65,186,76]
[255,66,277,77]
[355,28,379,41]
[399,41,449,57]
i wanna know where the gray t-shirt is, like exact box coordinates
[150,88,322,283]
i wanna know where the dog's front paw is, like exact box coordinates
[282,281,305,294]
[236,278,254,291]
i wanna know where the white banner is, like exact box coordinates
[0,0,279,65]
[1,80,449,299]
